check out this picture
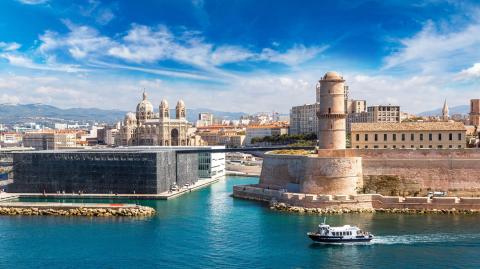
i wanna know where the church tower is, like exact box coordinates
[442,99,449,121]
[316,71,346,149]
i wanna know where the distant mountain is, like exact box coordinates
[418,105,470,116]
[0,103,248,125]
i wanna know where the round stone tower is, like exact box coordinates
[317,71,346,149]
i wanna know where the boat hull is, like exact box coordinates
[308,233,373,243]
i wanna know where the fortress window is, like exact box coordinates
[401,134,405,141]
[411,134,414,141]
[429,145,433,148]
[365,145,368,149]
[356,146,359,149]
[458,133,462,140]
[392,145,397,149]
[449,133,453,141]
[420,134,424,141]
[458,145,462,148]
[356,134,359,141]
[429,133,432,141]
[384,145,387,148]
[384,134,387,141]
[438,145,443,149]
[393,134,397,141]
[365,134,368,141]
[411,145,414,148]
[328,107,331,114]
[374,145,379,148]
[401,145,405,148]
[449,145,453,148]
[374,134,378,141]
[420,145,424,148]
[438,133,442,141]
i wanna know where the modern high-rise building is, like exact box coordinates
[367,105,401,123]
[289,103,320,135]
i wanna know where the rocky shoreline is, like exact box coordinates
[0,206,156,217]
[270,202,480,215]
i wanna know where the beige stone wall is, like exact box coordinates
[301,157,362,195]
[260,149,480,195]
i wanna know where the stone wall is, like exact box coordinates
[233,185,480,212]
[356,149,480,194]
[259,149,480,195]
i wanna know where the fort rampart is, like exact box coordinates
[233,185,480,212]
[260,149,480,195]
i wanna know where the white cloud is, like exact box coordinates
[39,21,112,60]
[16,0,48,5]
[0,42,21,51]
[384,20,480,74]
[456,63,480,80]
[0,53,86,73]
[259,45,327,66]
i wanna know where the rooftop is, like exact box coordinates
[351,121,466,132]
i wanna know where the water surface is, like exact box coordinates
[1,176,479,268]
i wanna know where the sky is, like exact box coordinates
[0,0,479,114]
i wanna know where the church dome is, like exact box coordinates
[136,91,154,114]
[322,71,343,81]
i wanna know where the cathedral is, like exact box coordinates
[117,91,189,146]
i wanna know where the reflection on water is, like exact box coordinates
[1,176,480,269]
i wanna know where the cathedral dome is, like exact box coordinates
[322,71,343,81]
[136,91,154,114]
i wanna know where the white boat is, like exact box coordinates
[307,219,373,243]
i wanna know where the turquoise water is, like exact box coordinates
[1,176,480,269]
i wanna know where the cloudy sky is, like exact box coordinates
[0,0,479,113]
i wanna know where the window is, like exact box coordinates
[356,146,359,149]
[429,145,433,148]
[429,133,432,141]
[374,145,379,148]
[375,134,378,141]
[393,134,397,141]
[401,145,405,148]
[420,145,424,148]
[449,133,453,141]
[411,145,414,148]
[458,145,462,148]
[420,134,424,141]
[449,145,453,148]
[365,145,368,149]
[365,134,368,141]
[356,134,359,141]
[393,145,397,149]
[411,134,414,141]
[384,134,387,141]
[438,145,443,149]
[401,134,405,141]
[328,107,331,114]
[458,133,462,140]
[438,133,442,141]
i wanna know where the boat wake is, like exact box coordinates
[372,233,480,245]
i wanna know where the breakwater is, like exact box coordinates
[233,184,480,214]
[0,202,156,217]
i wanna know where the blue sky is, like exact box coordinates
[0,0,479,113]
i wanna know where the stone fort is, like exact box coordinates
[257,72,480,197]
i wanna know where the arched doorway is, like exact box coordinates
[171,129,179,146]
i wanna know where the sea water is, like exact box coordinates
[0,176,479,269]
